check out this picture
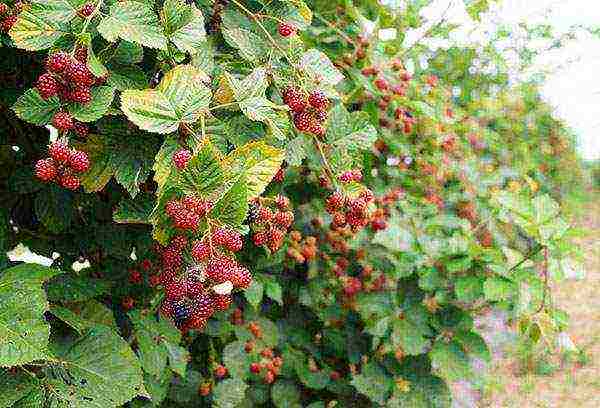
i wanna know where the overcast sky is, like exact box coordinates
[406,0,600,160]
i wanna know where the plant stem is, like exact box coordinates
[311,134,337,187]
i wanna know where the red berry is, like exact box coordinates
[273,167,284,183]
[264,370,275,384]
[68,150,90,173]
[257,206,272,223]
[326,191,345,212]
[173,149,192,170]
[190,293,215,319]
[361,66,378,76]
[332,212,346,227]
[374,77,389,91]
[129,270,142,284]
[278,22,296,37]
[230,266,252,289]
[65,61,95,87]
[212,293,232,311]
[186,278,204,297]
[34,158,57,182]
[73,122,89,137]
[59,173,81,190]
[149,274,160,287]
[267,228,285,252]
[314,109,328,123]
[122,297,135,311]
[206,256,236,283]
[74,46,88,63]
[310,122,326,137]
[46,52,70,73]
[165,280,187,301]
[0,4,8,15]
[36,73,58,99]
[191,240,211,261]
[161,246,182,269]
[170,235,188,250]
[214,365,228,378]
[293,111,311,132]
[49,140,71,163]
[252,231,269,246]
[274,211,294,229]
[52,112,74,132]
[0,15,16,33]
[350,197,367,215]
[308,91,328,110]
[275,195,290,210]
[283,87,306,113]
[182,196,212,216]
[79,2,95,17]
[70,86,91,104]
[250,363,261,374]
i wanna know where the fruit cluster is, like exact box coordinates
[0,1,23,32]
[286,231,318,263]
[157,227,252,330]
[34,140,90,190]
[246,322,284,384]
[277,22,296,37]
[325,189,374,232]
[283,88,330,136]
[249,195,294,252]
[165,196,213,231]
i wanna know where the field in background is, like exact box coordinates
[481,191,600,407]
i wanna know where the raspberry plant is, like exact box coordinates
[0,0,586,407]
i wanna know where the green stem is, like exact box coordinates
[209,102,238,111]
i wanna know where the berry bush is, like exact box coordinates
[0,0,586,407]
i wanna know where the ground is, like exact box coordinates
[478,192,600,407]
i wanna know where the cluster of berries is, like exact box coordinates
[246,322,284,384]
[158,228,252,330]
[337,169,362,183]
[369,188,404,231]
[34,140,90,190]
[0,1,28,32]
[325,189,374,232]
[248,195,294,252]
[165,196,213,231]
[286,231,317,263]
[283,87,329,136]
[456,201,477,223]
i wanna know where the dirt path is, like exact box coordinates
[479,194,600,407]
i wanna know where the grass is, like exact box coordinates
[480,190,600,407]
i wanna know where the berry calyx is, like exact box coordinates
[34,158,57,182]
[172,148,192,170]
[278,22,296,37]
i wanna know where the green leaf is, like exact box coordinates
[264,278,283,306]
[326,103,377,151]
[178,140,224,196]
[454,276,483,302]
[222,27,269,63]
[0,370,36,407]
[165,342,189,377]
[209,174,249,227]
[50,300,117,335]
[162,0,206,54]
[391,318,431,356]
[69,86,116,122]
[111,41,144,65]
[44,325,146,407]
[12,89,60,125]
[129,310,181,378]
[47,274,110,303]
[222,341,251,380]
[299,49,344,86]
[0,264,62,367]
[114,193,154,224]
[372,216,413,252]
[429,340,472,382]
[98,1,168,50]
[9,1,71,51]
[223,141,284,199]
[107,64,149,91]
[483,277,515,301]
[244,278,264,309]
[350,362,393,405]
[34,184,74,233]
[271,380,302,408]
[285,135,307,166]
[213,378,248,408]
[121,64,211,134]
[454,331,491,362]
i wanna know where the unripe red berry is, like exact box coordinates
[275,195,290,210]
[49,140,71,163]
[361,66,378,76]
[293,111,313,132]
[283,87,306,113]
[252,231,269,246]
[172,149,192,170]
[46,52,70,73]
[59,173,81,190]
[170,235,188,250]
[374,77,389,91]
[36,73,58,99]
[68,150,90,173]
[214,365,227,378]
[165,280,187,300]
[310,123,326,137]
[34,158,57,182]
[308,90,328,110]
[73,122,89,137]
[230,266,252,289]
[278,22,296,37]
[122,296,135,311]
[190,293,215,319]
[70,86,92,104]
[65,61,95,87]
[78,2,95,18]
[0,15,17,33]
[250,363,261,374]
[52,112,74,132]
[0,4,8,15]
